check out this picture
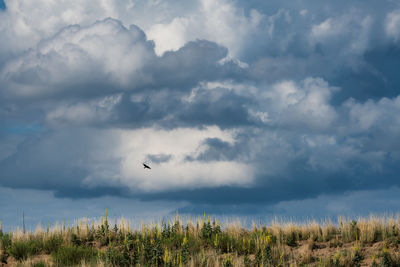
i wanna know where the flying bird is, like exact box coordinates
[143,163,151,169]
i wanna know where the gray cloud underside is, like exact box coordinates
[1,0,400,211]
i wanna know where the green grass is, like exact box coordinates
[43,234,63,254]
[8,239,44,261]
[51,245,97,266]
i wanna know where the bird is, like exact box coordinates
[143,163,151,169]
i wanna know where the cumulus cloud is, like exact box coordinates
[310,14,372,56]
[0,126,254,195]
[0,18,155,98]
[0,18,244,102]
[2,71,400,204]
[147,0,264,56]
[259,78,338,130]
[1,0,400,220]
[344,95,400,152]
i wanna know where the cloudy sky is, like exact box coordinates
[1,0,400,230]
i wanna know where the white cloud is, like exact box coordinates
[147,17,191,55]
[46,94,122,126]
[80,126,254,192]
[259,77,338,130]
[345,95,400,134]
[299,9,308,17]
[1,0,261,58]
[1,18,155,98]
[385,10,400,41]
[311,18,338,40]
[0,125,254,194]
[310,14,373,56]
[0,0,115,52]
[147,0,264,56]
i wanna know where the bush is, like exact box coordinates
[352,250,363,267]
[103,247,131,266]
[43,235,63,254]
[0,233,12,250]
[8,240,30,261]
[70,233,82,246]
[8,238,45,260]
[51,245,96,266]
[381,250,392,267]
[223,255,233,267]
[27,238,44,255]
[286,231,298,247]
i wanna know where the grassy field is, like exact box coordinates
[1,212,400,266]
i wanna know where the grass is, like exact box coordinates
[51,245,97,266]
[1,213,400,266]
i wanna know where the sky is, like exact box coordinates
[1,0,400,230]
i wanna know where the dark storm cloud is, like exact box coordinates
[176,88,252,128]
[326,45,400,103]
[53,186,128,199]
[177,186,400,219]
[139,165,399,206]
[152,40,243,90]
[87,82,252,130]
[1,0,400,215]
[0,131,91,190]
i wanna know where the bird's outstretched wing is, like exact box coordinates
[143,163,151,169]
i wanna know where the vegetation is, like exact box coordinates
[1,213,400,266]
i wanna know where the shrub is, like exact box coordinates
[104,247,130,266]
[223,255,233,267]
[182,233,190,264]
[8,238,44,259]
[286,231,298,247]
[51,245,96,266]
[8,240,30,261]
[151,239,163,265]
[43,235,63,254]
[264,244,273,265]
[201,218,213,241]
[0,233,12,250]
[381,249,392,267]
[352,250,363,267]
[70,233,82,246]
[27,238,44,255]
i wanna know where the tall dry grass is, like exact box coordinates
[1,212,400,266]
